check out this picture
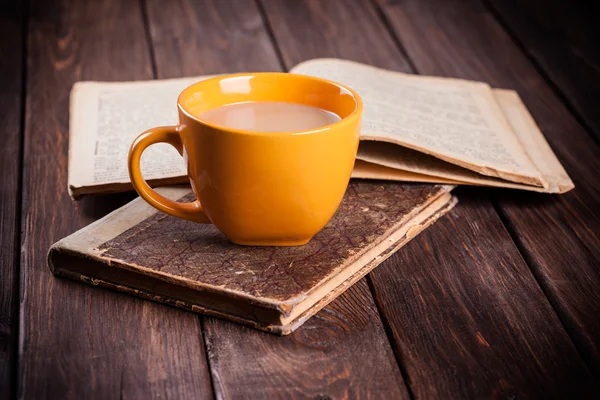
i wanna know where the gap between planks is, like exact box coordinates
[137,0,218,398]
[253,3,415,390]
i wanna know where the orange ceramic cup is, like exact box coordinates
[128,73,362,246]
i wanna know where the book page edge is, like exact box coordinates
[361,135,546,188]
[279,194,457,335]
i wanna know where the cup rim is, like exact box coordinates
[177,72,363,136]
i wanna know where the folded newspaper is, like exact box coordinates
[68,58,573,198]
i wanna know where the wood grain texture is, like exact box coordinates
[488,0,600,142]
[146,0,281,77]
[261,0,410,72]
[262,0,598,396]
[375,0,600,378]
[204,280,406,399]
[0,2,24,397]
[20,0,212,398]
[370,189,598,398]
[146,0,410,397]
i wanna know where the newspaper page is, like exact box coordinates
[291,58,547,188]
[68,76,210,197]
[492,90,573,193]
[352,89,574,193]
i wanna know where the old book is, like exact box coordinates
[68,58,573,198]
[49,182,456,335]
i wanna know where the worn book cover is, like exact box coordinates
[49,182,456,334]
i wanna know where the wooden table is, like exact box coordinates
[2,0,599,398]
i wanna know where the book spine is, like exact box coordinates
[47,246,289,334]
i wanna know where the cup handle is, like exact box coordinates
[128,126,211,224]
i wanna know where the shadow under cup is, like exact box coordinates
[167,73,362,246]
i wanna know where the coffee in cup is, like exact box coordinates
[199,101,341,132]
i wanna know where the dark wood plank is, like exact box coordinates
[262,0,410,71]
[145,1,409,397]
[375,0,600,378]
[0,1,24,397]
[259,0,410,72]
[147,0,281,77]
[488,0,600,142]
[20,1,212,398]
[261,0,598,396]
[205,281,406,398]
[370,190,597,398]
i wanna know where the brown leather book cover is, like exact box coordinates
[49,182,456,335]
